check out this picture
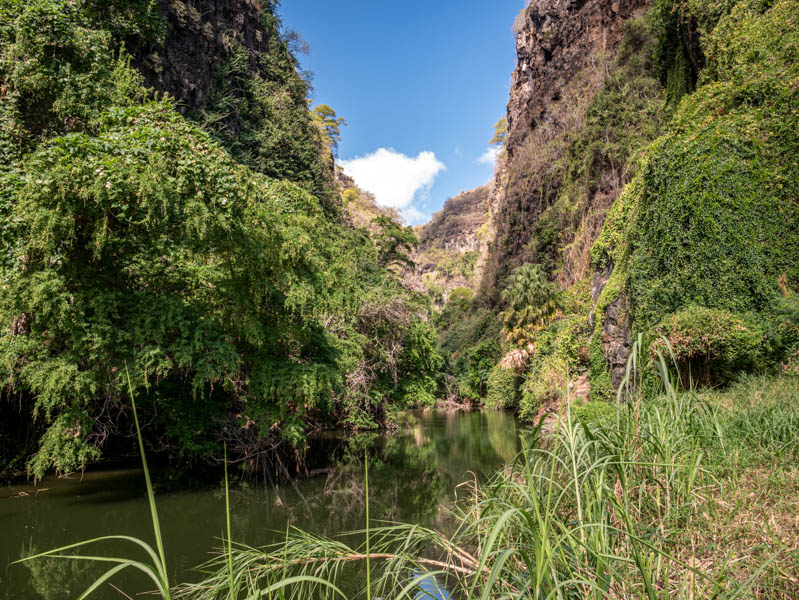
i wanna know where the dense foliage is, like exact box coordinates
[595,0,799,317]
[499,263,561,345]
[0,0,442,480]
[592,0,799,387]
[440,0,797,414]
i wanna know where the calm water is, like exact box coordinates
[0,410,520,599]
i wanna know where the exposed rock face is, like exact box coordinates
[477,0,650,387]
[418,185,491,255]
[481,0,648,307]
[506,0,647,153]
[602,294,631,388]
[136,0,271,113]
[410,184,492,304]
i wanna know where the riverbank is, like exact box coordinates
[0,409,520,599]
[184,371,799,599]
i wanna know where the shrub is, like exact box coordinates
[485,364,521,409]
[520,315,589,417]
[650,306,764,386]
[520,356,569,419]
[456,339,501,401]
[571,400,616,426]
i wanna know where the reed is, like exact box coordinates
[15,355,798,598]
[13,368,173,599]
[180,344,798,599]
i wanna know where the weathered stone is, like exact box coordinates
[478,0,650,304]
[506,0,648,154]
[135,0,270,115]
[602,295,630,389]
[408,184,493,304]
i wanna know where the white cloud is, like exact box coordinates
[477,146,501,165]
[339,148,445,224]
[401,205,429,224]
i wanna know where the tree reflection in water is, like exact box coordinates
[3,410,519,600]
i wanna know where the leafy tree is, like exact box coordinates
[0,102,359,476]
[0,0,445,480]
[490,116,508,145]
[342,187,360,205]
[500,264,561,345]
[312,103,347,156]
[456,339,501,400]
[371,216,418,270]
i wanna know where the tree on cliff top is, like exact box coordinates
[312,103,346,157]
[372,216,418,270]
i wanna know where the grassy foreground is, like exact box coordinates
[176,367,798,598]
[15,365,799,599]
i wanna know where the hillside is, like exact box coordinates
[409,183,492,304]
[430,0,798,412]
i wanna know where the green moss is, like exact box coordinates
[588,333,613,401]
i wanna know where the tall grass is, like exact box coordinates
[13,369,173,599]
[179,343,797,599]
[14,356,798,598]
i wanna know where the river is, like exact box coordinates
[1,409,520,599]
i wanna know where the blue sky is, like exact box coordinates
[279,1,524,224]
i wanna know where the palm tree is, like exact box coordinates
[500,263,560,345]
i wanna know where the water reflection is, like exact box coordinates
[0,409,519,599]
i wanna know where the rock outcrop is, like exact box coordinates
[410,184,493,305]
[475,0,652,392]
[136,0,270,113]
[506,0,647,153]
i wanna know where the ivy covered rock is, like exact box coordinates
[591,0,799,389]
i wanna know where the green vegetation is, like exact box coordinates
[198,15,338,213]
[489,115,508,145]
[520,313,589,417]
[650,306,765,385]
[593,0,799,337]
[499,263,561,345]
[370,215,418,270]
[0,0,442,480]
[435,288,502,402]
[312,103,347,157]
[4,0,799,597]
[183,363,799,599]
[465,0,799,414]
[485,362,520,409]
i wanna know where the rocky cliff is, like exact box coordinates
[482,0,652,302]
[506,0,647,153]
[474,0,661,393]
[411,184,493,305]
[466,0,798,403]
[136,0,270,113]
[128,0,335,209]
